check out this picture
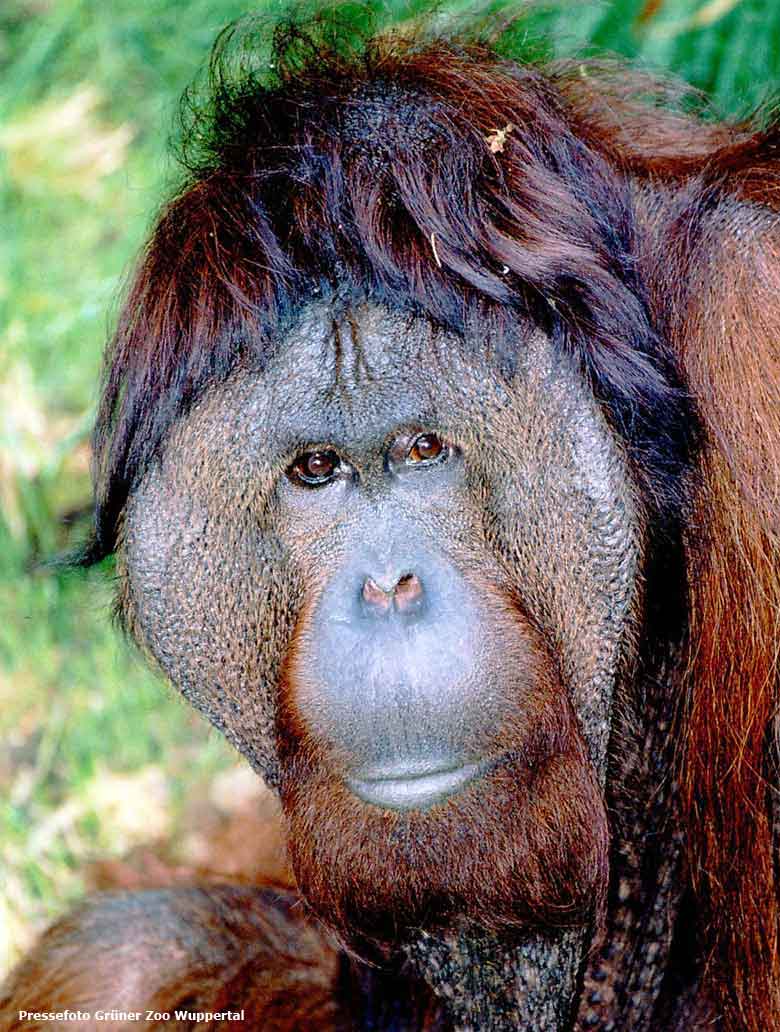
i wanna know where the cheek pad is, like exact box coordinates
[123,449,290,786]
[475,352,642,777]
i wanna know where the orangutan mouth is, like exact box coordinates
[348,759,483,810]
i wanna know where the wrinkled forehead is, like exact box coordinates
[259,303,499,444]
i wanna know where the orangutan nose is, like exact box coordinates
[362,573,424,615]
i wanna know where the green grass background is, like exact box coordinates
[2,0,779,975]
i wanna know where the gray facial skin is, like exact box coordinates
[122,302,641,1029]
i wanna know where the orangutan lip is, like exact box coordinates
[348,761,482,811]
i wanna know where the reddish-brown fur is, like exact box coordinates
[0,886,342,1030]
[3,18,779,1031]
[0,882,446,1030]
[675,233,780,1029]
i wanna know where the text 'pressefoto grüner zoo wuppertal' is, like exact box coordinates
[15,1010,245,1023]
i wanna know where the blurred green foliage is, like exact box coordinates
[2,0,779,974]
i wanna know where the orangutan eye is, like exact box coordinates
[408,433,446,464]
[289,450,341,486]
